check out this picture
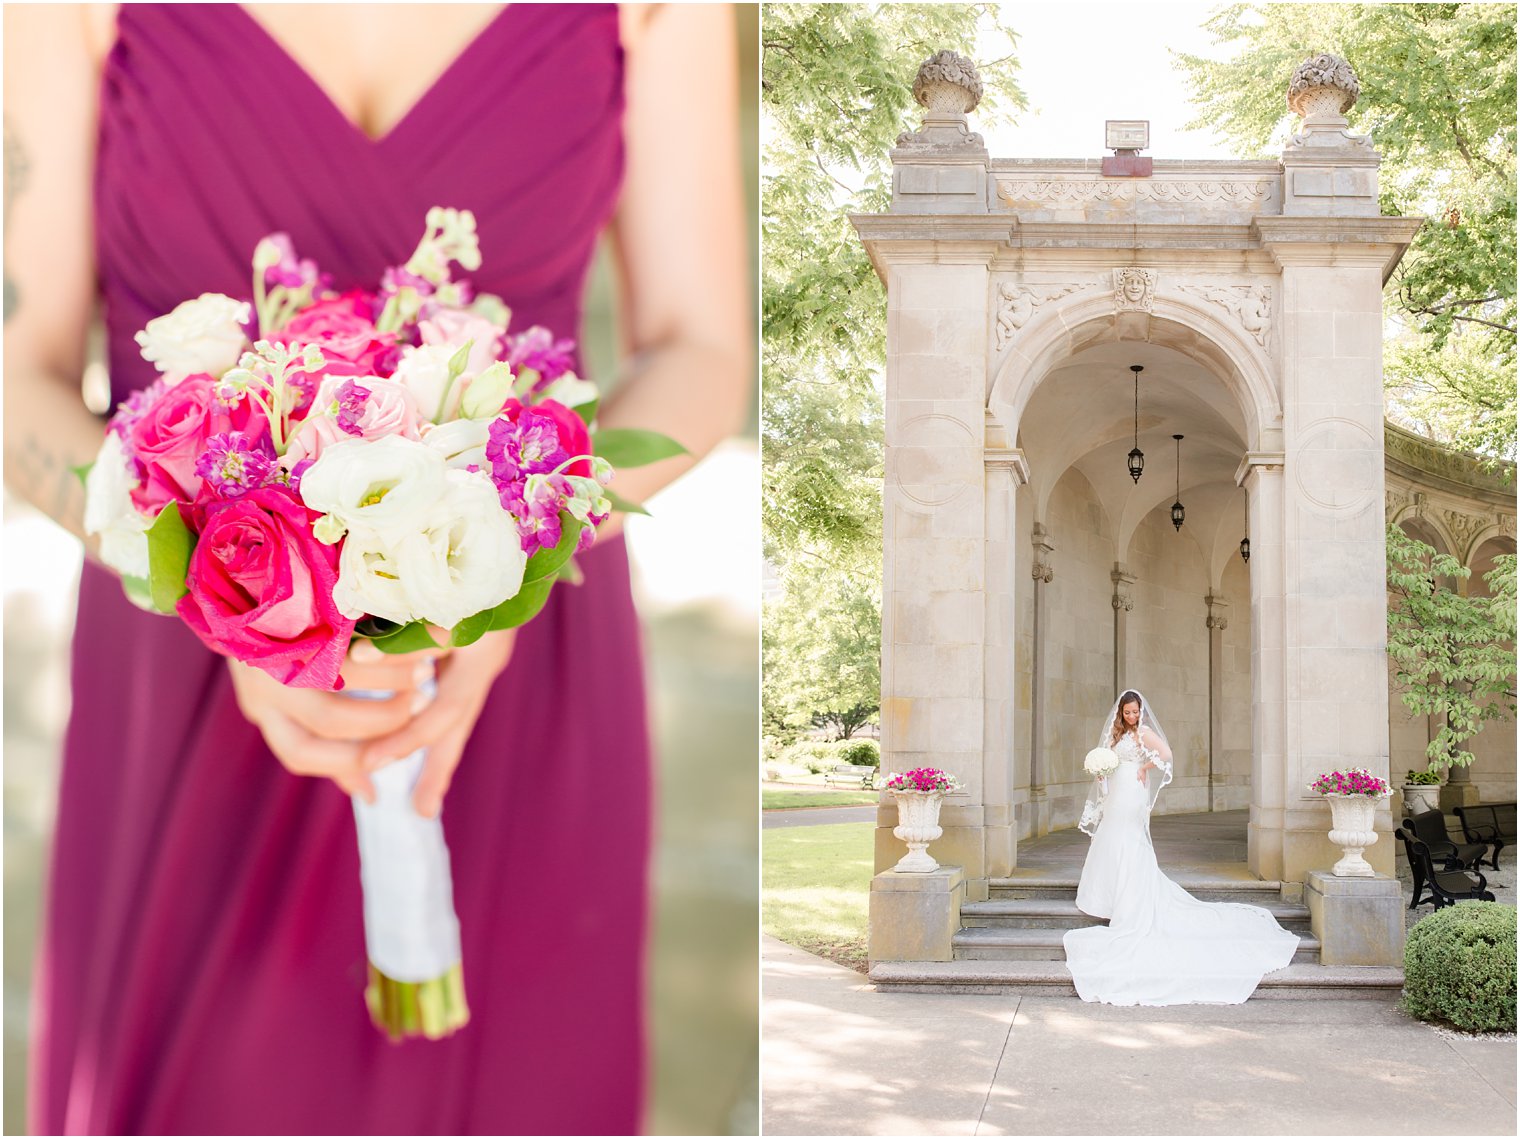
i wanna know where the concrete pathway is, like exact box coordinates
[762,935,1517,1136]
[764,805,876,829]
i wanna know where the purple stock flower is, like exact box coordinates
[507,473,573,555]
[107,380,170,443]
[261,233,324,292]
[334,379,371,436]
[505,326,577,387]
[194,431,278,498]
[380,265,435,300]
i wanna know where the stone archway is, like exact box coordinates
[855,48,1421,951]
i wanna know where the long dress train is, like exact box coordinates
[32,6,648,1134]
[1063,738,1299,1006]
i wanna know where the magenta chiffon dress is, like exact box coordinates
[31,6,650,1134]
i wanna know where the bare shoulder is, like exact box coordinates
[617,4,656,54]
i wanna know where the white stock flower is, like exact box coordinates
[83,432,151,579]
[398,469,525,629]
[299,436,448,546]
[423,418,491,471]
[391,343,461,419]
[133,293,250,378]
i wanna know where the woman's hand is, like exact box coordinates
[227,638,447,803]
[356,628,518,819]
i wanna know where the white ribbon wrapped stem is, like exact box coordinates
[347,674,464,983]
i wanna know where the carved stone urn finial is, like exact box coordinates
[1286,53,1361,122]
[912,50,983,115]
[897,50,986,152]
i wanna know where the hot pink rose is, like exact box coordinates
[124,375,269,516]
[176,485,355,690]
[276,292,399,382]
[283,376,425,467]
[534,398,593,478]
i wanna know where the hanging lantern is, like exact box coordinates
[1127,365,1145,483]
[1240,487,1251,563]
[1170,434,1185,531]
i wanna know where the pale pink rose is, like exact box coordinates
[419,308,504,377]
[284,376,425,468]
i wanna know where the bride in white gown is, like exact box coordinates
[1063,689,1299,1005]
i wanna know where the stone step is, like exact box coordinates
[869,959,1404,1000]
[960,897,1314,932]
[950,925,1321,965]
[988,874,1285,904]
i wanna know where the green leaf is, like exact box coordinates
[146,502,195,614]
[557,557,584,585]
[590,428,687,469]
[121,574,156,612]
[367,621,441,655]
[522,514,583,584]
[573,398,599,427]
[449,611,493,648]
[485,578,553,630]
[604,487,650,516]
[72,461,95,487]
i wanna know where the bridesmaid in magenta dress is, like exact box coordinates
[5,4,749,1134]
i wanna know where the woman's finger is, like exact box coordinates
[411,720,472,819]
[256,712,376,804]
[358,685,464,771]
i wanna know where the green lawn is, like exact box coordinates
[762,822,873,972]
[762,788,878,809]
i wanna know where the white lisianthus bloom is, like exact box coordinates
[422,418,491,471]
[391,343,464,420]
[332,530,415,623]
[83,432,152,579]
[299,436,448,546]
[537,371,598,409]
[398,470,526,629]
[133,293,251,379]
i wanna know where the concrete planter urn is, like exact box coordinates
[884,767,963,874]
[890,790,947,873]
[1308,768,1392,878]
[1325,794,1387,877]
[1402,783,1442,815]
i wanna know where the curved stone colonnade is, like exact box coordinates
[855,51,1514,907]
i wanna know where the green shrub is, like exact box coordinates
[1402,901,1517,1033]
[839,739,880,767]
[804,760,824,776]
[1406,768,1442,786]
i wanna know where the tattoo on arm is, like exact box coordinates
[4,115,28,323]
[20,431,82,530]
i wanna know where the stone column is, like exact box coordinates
[1206,592,1230,813]
[1254,55,1422,883]
[1111,565,1136,697]
[1027,524,1055,836]
[1238,454,1287,880]
[866,53,997,907]
[984,419,1028,878]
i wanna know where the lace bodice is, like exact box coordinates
[1113,733,1148,763]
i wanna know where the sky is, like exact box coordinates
[976,3,1246,162]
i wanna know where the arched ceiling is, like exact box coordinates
[1017,341,1251,579]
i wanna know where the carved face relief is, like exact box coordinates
[1113,268,1156,313]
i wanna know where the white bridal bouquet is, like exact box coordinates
[1083,747,1119,778]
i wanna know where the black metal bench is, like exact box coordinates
[1454,803,1515,871]
[1397,822,1495,910]
[1405,808,1490,873]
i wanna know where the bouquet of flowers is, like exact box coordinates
[82,207,681,1041]
[883,767,963,794]
[1083,747,1119,777]
[1307,768,1392,797]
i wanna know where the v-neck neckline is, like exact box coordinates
[233,4,515,148]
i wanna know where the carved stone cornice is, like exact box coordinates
[1383,422,1516,505]
[984,447,1031,486]
[1031,523,1055,584]
[996,178,1275,207]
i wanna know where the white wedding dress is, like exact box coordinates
[1063,732,1299,1005]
